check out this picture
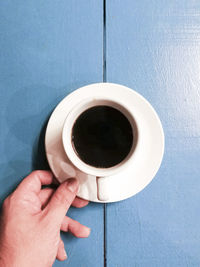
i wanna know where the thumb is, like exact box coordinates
[45,178,79,224]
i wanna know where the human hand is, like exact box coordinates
[0,170,90,267]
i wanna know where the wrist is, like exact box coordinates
[0,249,26,267]
[0,255,15,267]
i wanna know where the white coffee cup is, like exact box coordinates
[62,96,139,201]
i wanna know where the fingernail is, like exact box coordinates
[80,227,91,238]
[63,250,67,260]
[85,227,91,236]
[66,178,79,192]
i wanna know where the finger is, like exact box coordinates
[72,197,89,208]
[56,238,67,261]
[45,178,79,224]
[17,170,53,194]
[61,217,91,238]
[38,188,55,208]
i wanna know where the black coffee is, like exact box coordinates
[71,105,133,168]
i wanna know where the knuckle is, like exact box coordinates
[2,196,10,210]
[60,240,64,248]
[62,195,71,207]
[53,191,63,204]
[54,190,72,207]
[62,223,69,232]
[32,170,43,178]
[61,217,70,231]
[2,198,8,209]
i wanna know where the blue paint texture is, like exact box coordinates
[1,0,200,266]
[106,0,200,266]
[0,1,104,266]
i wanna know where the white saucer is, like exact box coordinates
[45,83,164,203]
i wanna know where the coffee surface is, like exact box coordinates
[71,105,133,168]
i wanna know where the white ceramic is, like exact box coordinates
[62,97,138,201]
[45,83,164,203]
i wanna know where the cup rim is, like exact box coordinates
[62,96,139,177]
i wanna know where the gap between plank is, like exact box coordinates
[103,0,107,83]
[103,203,107,267]
[103,0,107,267]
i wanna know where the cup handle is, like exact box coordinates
[96,176,109,201]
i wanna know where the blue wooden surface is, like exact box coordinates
[106,0,200,266]
[1,1,200,266]
[0,1,104,266]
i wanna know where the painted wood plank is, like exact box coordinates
[106,0,200,266]
[0,1,103,266]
